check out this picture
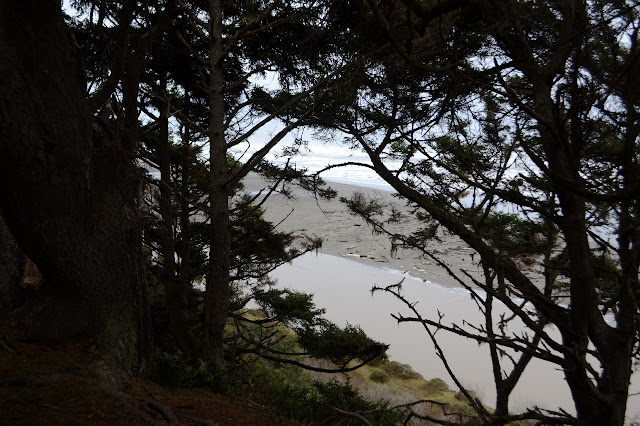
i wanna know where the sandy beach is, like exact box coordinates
[241,172,503,288]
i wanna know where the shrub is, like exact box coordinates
[186,360,229,393]
[243,360,404,425]
[455,389,478,402]
[297,321,387,367]
[151,349,228,393]
[314,380,406,425]
[369,369,390,383]
[421,377,450,393]
[383,361,422,380]
[429,377,449,390]
[367,352,389,367]
[151,349,188,387]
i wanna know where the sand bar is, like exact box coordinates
[240,172,533,288]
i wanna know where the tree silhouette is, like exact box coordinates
[310,1,640,423]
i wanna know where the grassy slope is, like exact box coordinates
[310,359,480,423]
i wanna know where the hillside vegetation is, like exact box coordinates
[0,316,482,425]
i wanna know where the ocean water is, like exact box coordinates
[233,137,530,215]
[236,137,617,243]
[232,137,396,191]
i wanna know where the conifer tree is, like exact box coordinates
[310,1,640,423]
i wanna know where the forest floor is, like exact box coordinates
[0,335,299,425]
[0,321,483,425]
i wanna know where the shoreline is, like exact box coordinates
[242,173,476,288]
[241,172,544,290]
[242,173,640,419]
[267,251,574,416]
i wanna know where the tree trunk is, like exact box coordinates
[0,213,25,309]
[201,0,230,364]
[176,98,198,359]
[0,1,151,375]
[159,78,197,359]
[533,79,632,426]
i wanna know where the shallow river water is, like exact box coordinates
[269,252,640,421]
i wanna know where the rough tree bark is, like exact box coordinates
[0,214,24,309]
[158,76,197,360]
[201,0,231,364]
[0,1,152,375]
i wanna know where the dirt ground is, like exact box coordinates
[0,334,299,426]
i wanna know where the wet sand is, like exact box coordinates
[241,172,542,289]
